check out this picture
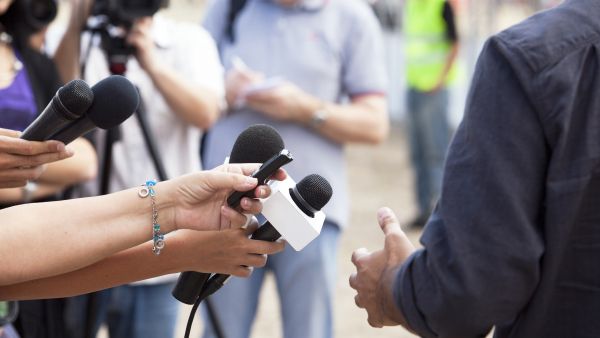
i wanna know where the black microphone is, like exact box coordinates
[196,174,333,302]
[21,79,93,141]
[49,75,139,144]
[172,124,292,305]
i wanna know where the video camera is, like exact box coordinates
[86,0,168,75]
[0,0,57,38]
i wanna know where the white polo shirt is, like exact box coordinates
[83,15,224,285]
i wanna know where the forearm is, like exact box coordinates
[0,182,63,203]
[54,0,90,82]
[148,65,221,129]
[36,138,97,186]
[0,240,180,300]
[297,95,389,145]
[0,183,175,286]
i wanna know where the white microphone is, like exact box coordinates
[196,174,333,302]
[260,175,327,251]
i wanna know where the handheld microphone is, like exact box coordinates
[196,174,333,302]
[50,75,139,144]
[21,79,93,141]
[172,124,293,305]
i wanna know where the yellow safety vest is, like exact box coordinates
[404,0,456,91]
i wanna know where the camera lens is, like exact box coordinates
[31,0,56,21]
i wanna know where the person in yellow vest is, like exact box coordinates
[404,0,459,228]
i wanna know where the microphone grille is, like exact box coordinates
[229,124,285,163]
[296,174,333,212]
[57,79,94,118]
[87,75,139,129]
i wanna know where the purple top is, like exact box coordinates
[0,55,38,131]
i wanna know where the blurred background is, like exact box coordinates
[39,0,560,337]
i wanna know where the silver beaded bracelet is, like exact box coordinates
[139,180,164,255]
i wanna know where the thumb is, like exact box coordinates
[377,207,401,236]
[204,171,258,192]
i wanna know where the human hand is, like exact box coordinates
[349,207,416,328]
[175,221,286,277]
[0,128,73,188]
[245,82,321,123]
[225,66,264,109]
[127,17,159,73]
[162,163,286,232]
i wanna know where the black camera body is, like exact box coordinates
[92,0,166,27]
[0,0,57,41]
[87,0,167,75]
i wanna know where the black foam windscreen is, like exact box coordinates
[229,124,285,163]
[296,174,332,211]
[87,75,139,129]
[57,79,94,119]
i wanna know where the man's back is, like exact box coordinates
[494,1,600,335]
[395,1,600,337]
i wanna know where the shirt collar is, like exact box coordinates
[264,0,328,11]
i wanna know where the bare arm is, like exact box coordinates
[243,82,389,145]
[0,227,284,300]
[54,0,92,82]
[127,17,221,130]
[0,164,276,286]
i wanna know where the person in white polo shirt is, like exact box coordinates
[55,1,224,337]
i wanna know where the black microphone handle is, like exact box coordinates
[49,117,96,145]
[172,222,282,305]
[172,151,292,304]
[21,96,80,141]
[172,270,212,305]
[196,222,281,302]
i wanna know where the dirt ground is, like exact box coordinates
[173,123,422,338]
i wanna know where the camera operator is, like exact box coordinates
[55,0,225,337]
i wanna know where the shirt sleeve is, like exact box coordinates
[341,3,388,97]
[443,1,459,43]
[394,37,548,337]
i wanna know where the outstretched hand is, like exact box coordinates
[165,163,286,232]
[0,128,73,188]
[349,207,416,329]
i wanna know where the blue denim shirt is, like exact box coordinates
[396,0,600,337]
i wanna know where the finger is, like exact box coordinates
[222,163,260,176]
[368,315,383,328]
[0,166,45,182]
[354,294,364,309]
[0,128,21,137]
[244,218,259,235]
[249,239,285,255]
[0,180,28,189]
[240,197,263,214]
[205,171,258,192]
[221,206,248,229]
[351,248,370,266]
[0,137,66,156]
[244,253,267,268]
[270,168,287,181]
[232,266,253,278]
[253,185,271,199]
[349,272,358,290]
[378,207,402,236]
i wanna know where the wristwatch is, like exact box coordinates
[310,109,329,128]
[22,181,38,203]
